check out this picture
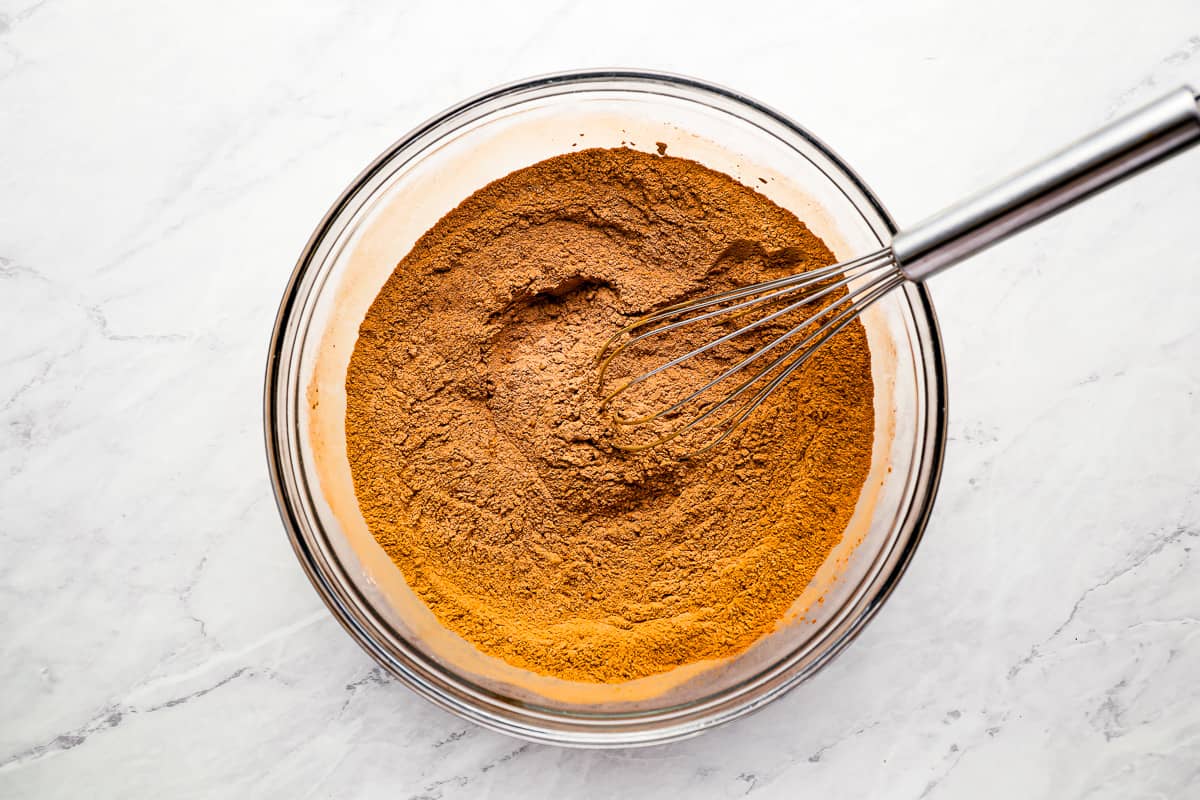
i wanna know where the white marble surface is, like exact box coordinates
[3,0,1200,796]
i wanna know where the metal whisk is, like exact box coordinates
[597,87,1200,454]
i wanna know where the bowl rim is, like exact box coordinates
[263,68,948,747]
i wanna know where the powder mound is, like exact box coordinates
[345,147,875,683]
[485,278,685,513]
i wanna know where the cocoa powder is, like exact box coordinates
[345,147,875,682]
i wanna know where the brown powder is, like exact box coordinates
[345,147,875,682]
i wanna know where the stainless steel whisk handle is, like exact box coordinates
[893,87,1200,282]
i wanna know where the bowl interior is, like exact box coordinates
[268,73,943,745]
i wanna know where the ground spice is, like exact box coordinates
[345,147,875,682]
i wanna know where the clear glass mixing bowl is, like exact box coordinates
[264,70,947,746]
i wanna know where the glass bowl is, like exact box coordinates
[264,70,947,747]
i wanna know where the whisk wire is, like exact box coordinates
[595,250,893,380]
[619,263,900,428]
[599,250,902,453]
[601,271,864,417]
[618,249,888,328]
[617,268,901,454]
[689,270,905,454]
[596,251,895,408]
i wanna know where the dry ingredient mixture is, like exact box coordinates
[345,147,875,682]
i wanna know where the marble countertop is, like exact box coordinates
[3,1,1200,797]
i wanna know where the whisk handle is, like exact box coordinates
[893,87,1200,282]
